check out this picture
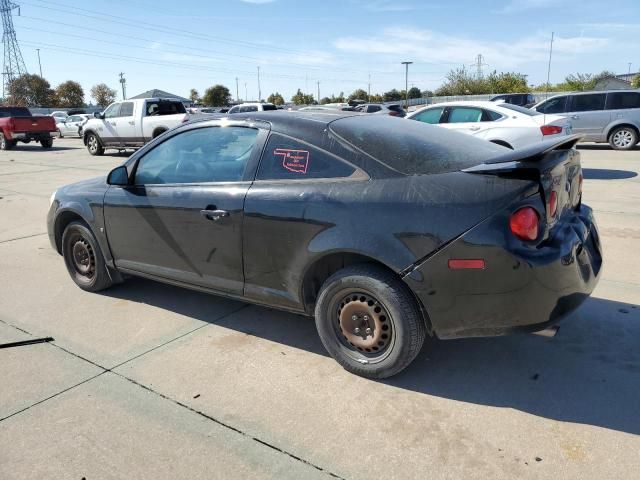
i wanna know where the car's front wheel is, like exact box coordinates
[314,264,426,379]
[62,221,113,292]
[86,133,104,156]
[41,137,53,149]
[609,126,638,150]
[57,129,64,138]
[0,133,13,150]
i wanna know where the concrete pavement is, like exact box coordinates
[1,138,639,479]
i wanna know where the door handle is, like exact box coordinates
[469,126,481,131]
[571,115,579,119]
[128,121,135,125]
[200,209,229,221]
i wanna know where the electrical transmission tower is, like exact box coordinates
[469,54,488,79]
[1,0,28,101]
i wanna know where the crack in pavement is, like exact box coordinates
[0,233,48,244]
[0,308,346,479]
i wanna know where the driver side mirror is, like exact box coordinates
[94,111,104,119]
[107,165,129,186]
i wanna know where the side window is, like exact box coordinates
[569,94,606,112]
[447,107,483,123]
[536,96,567,114]
[104,103,121,119]
[368,105,382,113]
[119,102,134,117]
[606,92,640,110]
[483,109,503,121]
[412,107,444,124]
[247,106,258,112]
[146,102,160,116]
[228,106,239,114]
[135,126,259,185]
[257,133,357,181]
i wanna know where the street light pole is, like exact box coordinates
[257,66,261,102]
[236,77,239,102]
[401,61,413,111]
[36,49,43,77]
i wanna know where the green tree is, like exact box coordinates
[7,74,54,106]
[90,83,117,108]
[348,88,369,101]
[320,97,332,104]
[383,89,403,102]
[559,70,616,91]
[435,68,488,96]
[632,75,640,89]
[486,71,530,93]
[291,89,314,105]
[202,85,231,106]
[189,88,199,103]
[267,92,285,105]
[369,93,384,103]
[54,80,85,107]
[407,87,422,99]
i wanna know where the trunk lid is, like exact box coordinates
[463,135,583,235]
[11,116,57,133]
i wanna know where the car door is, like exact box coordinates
[533,95,569,116]
[410,106,445,125]
[65,115,82,136]
[441,106,491,136]
[113,101,142,146]
[605,91,640,130]
[565,93,608,140]
[98,103,121,145]
[103,124,267,294]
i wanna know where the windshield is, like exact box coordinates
[330,115,506,175]
[0,107,32,118]
[498,103,541,116]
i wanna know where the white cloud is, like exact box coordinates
[499,0,559,13]
[333,27,609,70]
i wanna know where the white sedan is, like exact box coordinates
[407,101,571,149]
[56,114,91,138]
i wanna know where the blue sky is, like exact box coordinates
[9,0,640,103]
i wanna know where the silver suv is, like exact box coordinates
[532,90,640,150]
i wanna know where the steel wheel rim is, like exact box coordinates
[613,130,633,147]
[332,291,394,361]
[69,235,96,279]
[88,136,97,152]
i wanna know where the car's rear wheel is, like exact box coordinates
[41,137,53,149]
[609,126,638,150]
[314,264,426,379]
[86,133,104,156]
[62,221,113,292]
[57,129,64,138]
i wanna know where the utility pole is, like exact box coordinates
[629,62,632,75]
[1,0,29,103]
[235,77,239,102]
[118,72,126,100]
[244,82,247,102]
[36,48,42,77]
[257,66,261,102]
[401,61,412,111]
[545,32,554,100]
[317,81,320,103]
[469,54,488,79]
[368,73,371,101]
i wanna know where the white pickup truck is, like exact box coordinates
[83,98,189,156]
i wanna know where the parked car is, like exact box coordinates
[227,103,278,114]
[490,93,537,107]
[0,106,56,150]
[49,111,68,122]
[531,90,640,150]
[56,114,91,138]
[355,103,406,117]
[82,98,189,155]
[47,112,601,378]
[407,101,571,149]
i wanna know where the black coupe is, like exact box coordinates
[47,112,602,378]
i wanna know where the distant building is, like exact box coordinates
[129,89,191,106]
[594,72,639,91]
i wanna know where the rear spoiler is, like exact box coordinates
[463,134,582,174]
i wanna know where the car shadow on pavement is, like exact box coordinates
[582,168,638,180]
[104,279,640,435]
[577,144,638,151]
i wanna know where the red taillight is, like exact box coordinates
[549,191,558,217]
[388,111,400,117]
[448,259,486,270]
[540,125,563,136]
[510,207,539,241]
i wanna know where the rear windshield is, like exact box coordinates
[0,107,32,118]
[499,103,541,116]
[330,115,506,175]
[261,104,278,111]
[145,101,186,116]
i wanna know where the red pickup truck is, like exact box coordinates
[0,107,56,150]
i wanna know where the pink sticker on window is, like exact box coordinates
[274,148,310,174]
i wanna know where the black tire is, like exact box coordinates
[61,221,113,292]
[314,264,426,379]
[41,137,53,149]
[609,126,638,150]
[86,133,104,156]
[57,129,64,138]
[0,133,13,150]
[152,129,167,139]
